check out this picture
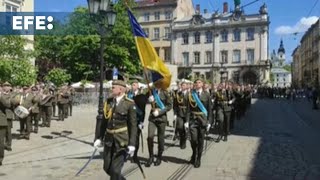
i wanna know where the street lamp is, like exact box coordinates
[87,0,117,141]
[219,62,226,83]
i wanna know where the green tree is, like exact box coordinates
[45,68,71,87]
[0,36,33,59]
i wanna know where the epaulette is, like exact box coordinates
[125,96,134,102]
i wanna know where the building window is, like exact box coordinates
[220,29,228,42]
[182,32,189,44]
[205,31,212,43]
[144,12,150,22]
[233,29,241,42]
[246,28,255,41]
[183,52,189,66]
[233,71,240,83]
[194,32,200,44]
[154,11,160,20]
[194,52,200,64]
[205,51,212,64]
[143,28,149,37]
[194,72,200,78]
[165,11,171,20]
[6,4,18,12]
[247,49,254,64]
[233,50,241,63]
[164,48,171,62]
[153,28,160,40]
[205,72,211,80]
[221,50,228,63]
[164,27,171,39]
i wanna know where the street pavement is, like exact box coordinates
[1,99,320,180]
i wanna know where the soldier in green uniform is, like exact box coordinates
[52,89,57,117]
[173,81,188,149]
[30,86,41,133]
[0,83,11,166]
[185,78,212,168]
[127,80,147,162]
[214,83,236,142]
[40,88,54,127]
[146,86,172,167]
[67,84,75,116]
[57,86,69,121]
[1,82,13,151]
[19,86,34,140]
[93,80,137,180]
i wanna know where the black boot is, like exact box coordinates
[189,153,196,164]
[145,155,154,167]
[180,139,186,149]
[223,135,228,142]
[154,154,162,166]
[194,153,201,168]
[189,143,197,164]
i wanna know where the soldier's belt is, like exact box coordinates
[106,127,128,134]
[191,111,204,115]
[178,106,186,108]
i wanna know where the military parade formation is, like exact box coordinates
[0,82,75,166]
[93,78,254,179]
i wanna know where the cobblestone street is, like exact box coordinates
[1,99,320,180]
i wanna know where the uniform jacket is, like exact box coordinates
[148,89,172,123]
[0,95,11,126]
[186,90,213,127]
[99,96,137,149]
[173,90,189,118]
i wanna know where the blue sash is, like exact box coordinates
[191,90,208,117]
[127,91,134,99]
[153,89,165,110]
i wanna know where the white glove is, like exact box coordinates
[184,122,189,129]
[93,139,102,149]
[173,115,177,121]
[228,100,233,105]
[148,96,155,103]
[138,123,144,130]
[127,146,135,157]
[206,124,211,132]
[152,109,159,117]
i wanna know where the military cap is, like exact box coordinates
[194,78,204,83]
[2,82,11,87]
[31,86,38,91]
[131,79,139,84]
[112,80,126,87]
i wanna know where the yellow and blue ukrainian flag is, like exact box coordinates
[127,9,172,89]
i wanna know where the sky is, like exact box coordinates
[34,0,320,63]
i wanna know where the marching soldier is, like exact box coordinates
[52,89,57,117]
[146,86,172,167]
[57,86,69,121]
[185,78,212,168]
[40,88,54,127]
[214,83,236,142]
[173,81,188,149]
[30,86,41,133]
[19,86,34,140]
[67,83,75,116]
[127,80,148,162]
[0,83,11,166]
[1,82,14,151]
[93,80,137,180]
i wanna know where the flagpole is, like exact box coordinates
[125,0,155,108]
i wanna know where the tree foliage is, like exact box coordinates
[35,1,141,82]
[45,68,71,87]
[0,36,37,86]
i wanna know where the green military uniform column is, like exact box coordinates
[185,78,212,168]
[19,86,34,140]
[30,86,41,133]
[40,88,54,127]
[94,80,137,180]
[1,82,14,151]
[146,87,172,167]
[0,83,11,166]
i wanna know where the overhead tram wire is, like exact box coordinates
[307,0,319,17]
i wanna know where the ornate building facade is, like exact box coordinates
[270,40,292,87]
[171,2,271,85]
[134,0,194,63]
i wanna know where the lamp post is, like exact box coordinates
[87,0,117,141]
[219,62,226,84]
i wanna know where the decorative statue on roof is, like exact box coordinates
[234,0,241,8]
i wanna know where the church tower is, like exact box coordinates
[277,39,286,66]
